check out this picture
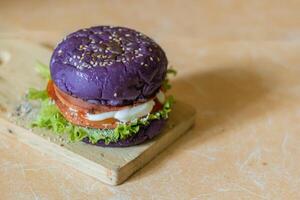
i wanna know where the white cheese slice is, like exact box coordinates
[85,110,116,121]
[114,100,155,122]
[85,91,165,123]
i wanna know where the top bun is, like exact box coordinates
[50,26,168,106]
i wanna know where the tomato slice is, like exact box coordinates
[47,80,163,129]
[53,83,130,113]
[47,80,118,129]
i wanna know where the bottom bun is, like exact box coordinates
[82,119,167,147]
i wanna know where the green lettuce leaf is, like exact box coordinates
[162,67,177,91]
[30,95,174,144]
[36,61,51,80]
[27,88,48,100]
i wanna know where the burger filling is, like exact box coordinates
[47,80,164,129]
[27,63,175,144]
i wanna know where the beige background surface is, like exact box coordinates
[1,0,300,199]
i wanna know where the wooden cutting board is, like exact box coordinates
[0,39,195,185]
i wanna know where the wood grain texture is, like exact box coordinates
[0,39,195,185]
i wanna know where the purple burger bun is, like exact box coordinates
[50,26,168,106]
[82,119,167,147]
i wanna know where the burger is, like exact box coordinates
[28,26,176,147]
